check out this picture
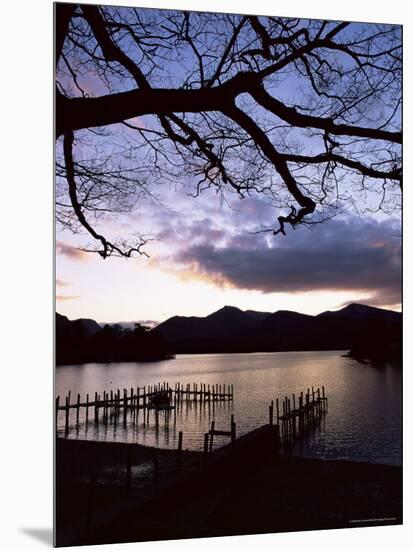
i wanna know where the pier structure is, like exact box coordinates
[56,381,234,435]
[271,385,328,442]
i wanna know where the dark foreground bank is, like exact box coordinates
[55,430,402,547]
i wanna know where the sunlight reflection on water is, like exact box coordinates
[56,350,401,465]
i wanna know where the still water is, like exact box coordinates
[56,350,401,465]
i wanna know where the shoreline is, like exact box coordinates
[56,348,351,367]
[55,429,402,547]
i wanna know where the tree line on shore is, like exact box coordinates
[56,313,173,365]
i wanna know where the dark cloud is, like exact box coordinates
[166,216,401,308]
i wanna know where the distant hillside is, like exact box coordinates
[318,303,401,323]
[153,304,401,358]
[56,313,172,366]
[56,304,401,365]
[56,313,101,335]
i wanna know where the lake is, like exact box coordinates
[56,350,401,465]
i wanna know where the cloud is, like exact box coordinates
[161,216,401,308]
[56,295,80,301]
[56,241,87,261]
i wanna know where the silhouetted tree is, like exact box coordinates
[55,4,401,257]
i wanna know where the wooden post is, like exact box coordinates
[123,389,127,424]
[203,433,209,471]
[276,398,279,424]
[269,401,274,425]
[274,423,281,450]
[76,393,80,426]
[287,398,291,436]
[231,420,236,454]
[209,420,215,452]
[65,396,69,435]
[86,393,89,423]
[94,392,98,423]
[55,396,60,424]
[177,431,183,472]
[104,392,108,425]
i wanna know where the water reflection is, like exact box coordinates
[56,350,401,464]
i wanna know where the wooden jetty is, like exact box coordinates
[274,385,328,442]
[56,381,234,435]
[56,385,329,545]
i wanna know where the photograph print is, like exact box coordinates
[55,2,402,546]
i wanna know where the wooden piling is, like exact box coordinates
[177,431,183,472]
[94,392,99,423]
[231,420,236,454]
[123,389,127,424]
[209,420,215,452]
[65,396,69,435]
[203,432,209,471]
[76,393,80,426]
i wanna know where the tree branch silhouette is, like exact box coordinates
[55,5,401,254]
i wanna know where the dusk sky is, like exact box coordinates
[56,8,401,324]
[56,182,401,323]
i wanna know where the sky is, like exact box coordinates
[56,9,401,324]
[56,181,401,324]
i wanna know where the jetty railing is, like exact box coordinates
[273,385,328,443]
[206,414,236,455]
[56,381,234,435]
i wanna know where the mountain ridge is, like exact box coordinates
[153,303,401,355]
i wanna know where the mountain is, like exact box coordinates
[318,303,401,323]
[56,303,401,364]
[319,303,401,322]
[153,303,401,356]
[154,306,271,353]
[56,312,101,335]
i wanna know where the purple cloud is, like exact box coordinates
[160,215,401,308]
